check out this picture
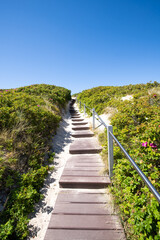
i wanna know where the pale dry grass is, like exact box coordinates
[0,120,31,168]
[0,131,17,169]
[103,107,118,119]
[42,98,60,115]
[148,87,160,95]
[0,129,10,144]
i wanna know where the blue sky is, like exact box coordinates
[0,0,160,94]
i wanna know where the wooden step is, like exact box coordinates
[62,170,104,176]
[64,154,104,168]
[72,125,90,130]
[72,118,84,121]
[65,161,104,167]
[60,154,109,189]
[56,190,109,203]
[71,115,81,118]
[69,138,102,154]
[44,229,126,240]
[71,130,94,138]
[69,110,79,114]
[52,203,113,215]
[72,121,88,125]
[48,215,123,230]
[45,190,125,240]
[59,175,110,188]
[64,166,103,171]
[71,113,80,116]
[65,154,103,162]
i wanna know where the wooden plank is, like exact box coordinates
[52,203,114,215]
[66,154,102,162]
[59,176,110,183]
[69,138,102,154]
[44,229,126,240]
[64,166,103,171]
[69,110,79,113]
[56,191,109,203]
[72,125,90,130]
[59,176,111,188]
[71,114,80,119]
[61,170,104,176]
[48,215,123,230]
[71,130,94,137]
[72,121,88,125]
[65,162,104,167]
[72,118,84,121]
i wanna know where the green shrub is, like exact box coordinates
[77,82,160,239]
[0,84,71,239]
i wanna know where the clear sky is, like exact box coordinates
[0,0,160,94]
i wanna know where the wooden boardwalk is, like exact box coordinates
[44,100,126,240]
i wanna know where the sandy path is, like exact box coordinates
[27,104,73,240]
[27,102,112,239]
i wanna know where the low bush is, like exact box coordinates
[77,82,160,239]
[0,84,71,239]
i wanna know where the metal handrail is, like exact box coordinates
[76,99,160,203]
[85,105,92,111]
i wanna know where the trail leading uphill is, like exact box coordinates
[44,99,126,240]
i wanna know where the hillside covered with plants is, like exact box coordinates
[0,84,71,239]
[77,81,160,240]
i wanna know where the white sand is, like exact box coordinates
[27,104,73,240]
[121,95,133,101]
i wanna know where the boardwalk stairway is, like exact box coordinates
[44,99,126,240]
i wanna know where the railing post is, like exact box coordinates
[84,104,86,116]
[107,125,114,178]
[92,108,95,130]
[79,101,81,109]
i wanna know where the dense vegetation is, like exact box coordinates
[77,81,160,240]
[0,84,71,239]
